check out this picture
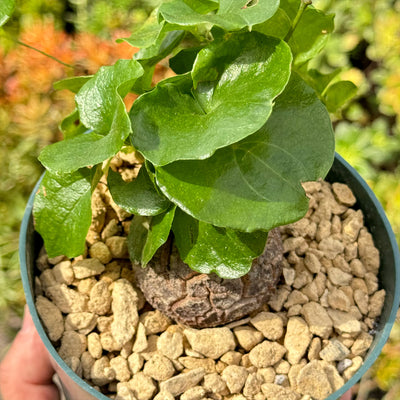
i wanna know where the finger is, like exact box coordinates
[340,389,352,400]
[0,306,60,400]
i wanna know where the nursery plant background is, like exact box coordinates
[0,0,399,398]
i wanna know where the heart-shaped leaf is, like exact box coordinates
[128,207,176,266]
[172,209,268,279]
[155,73,335,232]
[159,0,279,31]
[0,0,15,27]
[108,167,171,216]
[39,60,143,173]
[33,168,99,258]
[130,32,292,166]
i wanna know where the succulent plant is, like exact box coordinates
[1,0,357,325]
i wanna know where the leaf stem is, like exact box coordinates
[102,158,112,178]
[284,0,312,42]
[2,34,74,68]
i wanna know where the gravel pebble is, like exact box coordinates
[35,295,64,341]
[159,368,205,397]
[249,341,286,368]
[284,317,313,365]
[184,327,236,359]
[73,258,105,279]
[221,365,249,394]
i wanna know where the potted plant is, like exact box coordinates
[3,0,399,399]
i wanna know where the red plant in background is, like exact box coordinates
[0,19,173,143]
[1,20,74,104]
[1,20,173,103]
[1,21,137,106]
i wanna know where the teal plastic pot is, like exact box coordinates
[20,153,400,400]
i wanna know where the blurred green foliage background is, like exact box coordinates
[0,0,399,397]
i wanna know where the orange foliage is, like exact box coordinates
[1,20,74,104]
[0,20,140,106]
[73,30,138,74]
[0,19,173,145]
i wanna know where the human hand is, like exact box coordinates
[0,306,60,400]
[340,389,352,400]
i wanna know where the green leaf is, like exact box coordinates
[59,109,88,139]
[39,59,144,173]
[108,167,171,216]
[53,76,93,93]
[172,209,268,279]
[134,29,185,64]
[76,59,143,134]
[252,8,291,39]
[132,29,185,94]
[169,46,203,74]
[118,10,164,49]
[218,0,279,28]
[132,65,156,94]
[297,67,342,96]
[155,73,335,232]
[279,0,301,20]
[128,207,176,266]
[0,0,15,27]
[130,32,292,166]
[118,10,185,76]
[33,168,99,258]
[324,81,358,113]
[40,132,128,174]
[183,0,219,14]
[283,1,334,66]
[159,0,279,31]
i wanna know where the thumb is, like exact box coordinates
[0,306,60,400]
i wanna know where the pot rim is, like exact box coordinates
[19,152,400,400]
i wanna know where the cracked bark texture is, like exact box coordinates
[133,229,283,328]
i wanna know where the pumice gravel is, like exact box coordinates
[34,159,384,400]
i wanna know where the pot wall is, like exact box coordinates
[19,153,400,400]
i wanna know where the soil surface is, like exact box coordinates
[27,177,386,400]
